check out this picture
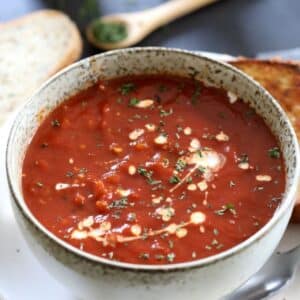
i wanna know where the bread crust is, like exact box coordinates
[0,9,83,125]
[232,59,300,222]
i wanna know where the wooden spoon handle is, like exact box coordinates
[142,0,219,29]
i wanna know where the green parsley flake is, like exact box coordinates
[128,98,140,107]
[186,177,193,184]
[108,197,128,209]
[215,203,236,216]
[198,166,206,174]
[169,175,180,184]
[167,252,176,262]
[175,159,186,172]
[137,166,160,185]
[268,147,280,159]
[119,83,135,95]
[238,154,249,163]
[51,119,60,128]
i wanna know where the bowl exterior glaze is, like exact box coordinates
[6,48,300,300]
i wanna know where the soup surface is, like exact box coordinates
[22,75,285,265]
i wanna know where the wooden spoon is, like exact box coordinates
[86,0,219,50]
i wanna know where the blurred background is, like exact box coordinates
[1,0,300,57]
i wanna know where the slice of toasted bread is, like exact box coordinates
[0,9,82,125]
[232,59,300,222]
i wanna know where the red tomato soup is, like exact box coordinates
[22,75,285,265]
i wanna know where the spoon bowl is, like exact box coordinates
[86,0,219,50]
[225,244,300,300]
[86,13,153,50]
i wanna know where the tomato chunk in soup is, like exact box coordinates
[22,75,285,264]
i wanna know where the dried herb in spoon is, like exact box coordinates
[92,20,128,44]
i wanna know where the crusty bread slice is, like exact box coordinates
[0,9,82,125]
[232,59,300,222]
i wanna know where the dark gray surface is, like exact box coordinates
[1,0,299,57]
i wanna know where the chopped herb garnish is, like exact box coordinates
[119,83,135,95]
[169,175,180,184]
[109,197,128,209]
[197,150,203,157]
[137,166,159,185]
[268,147,280,159]
[198,166,206,174]
[186,177,193,184]
[238,153,249,163]
[149,179,162,186]
[137,166,151,177]
[51,119,60,128]
[215,203,236,216]
[175,159,186,172]
[166,252,175,262]
[128,98,140,107]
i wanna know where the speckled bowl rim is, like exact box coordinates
[6,47,300,272]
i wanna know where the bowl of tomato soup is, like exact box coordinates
[6,48,300,299]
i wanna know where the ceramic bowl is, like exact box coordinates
[6,47,300,300]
